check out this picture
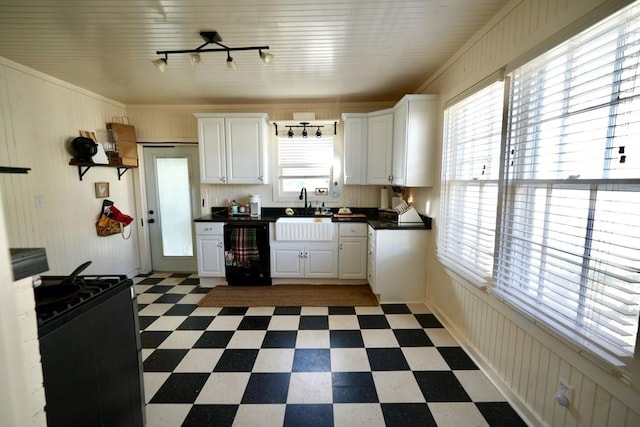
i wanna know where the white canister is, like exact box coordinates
[249,194,261,217]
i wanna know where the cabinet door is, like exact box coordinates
[366,112,393,185]
[196,236,225,276]
[305,244,338,278]
[338,237,367,279]
[342,115,368,185]
[391,102,408,186]
[271,244,304,277]
[198,118,226,183]
[225,117,265,184]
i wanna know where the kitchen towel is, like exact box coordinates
[231,228,260,268]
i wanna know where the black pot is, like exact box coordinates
[71,137,98,162]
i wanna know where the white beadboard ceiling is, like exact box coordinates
[0,0,509,105]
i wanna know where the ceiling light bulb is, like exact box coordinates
[259,50,274,64]
[152,57,167,73]
[226,52,236,70]
[302,128,308,138]
[316,127,322,138]
[287,128,294,138]
[189,53,201,65]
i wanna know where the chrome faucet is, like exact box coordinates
[299,187,310,215]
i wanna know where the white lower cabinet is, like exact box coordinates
[195,223,225,277]
[338,223,367,279]
[271,243,338,278]
[367,225,427,302]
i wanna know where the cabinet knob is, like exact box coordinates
[259,175,264,181]
[148,210,154,215]
[217,242,223,248]
[148,218,155,224]
[221,177,226,183]
[339,243,343,250]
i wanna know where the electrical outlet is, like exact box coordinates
[556,378,572,407]
[34,195,45,209]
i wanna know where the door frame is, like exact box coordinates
[132,142,202,274]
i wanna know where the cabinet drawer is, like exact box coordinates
[339,222,367,237]
[195,222,224,235]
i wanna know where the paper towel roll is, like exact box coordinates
[380,187,389,209]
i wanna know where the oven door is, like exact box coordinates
[223,223,271,286]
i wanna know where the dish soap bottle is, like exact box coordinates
[332,181,340,198]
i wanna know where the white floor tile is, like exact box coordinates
[145,316,187,331]
[328,315,360,330]
[144,403,191,427]
[428,402,489,427]
[354,306,385,315]
[157,330,203,349]
[286,372,333,403]
[246,307,275,316]
[406,303,431,314]
[295,330,330,348]
[333,403,386,427]
[143,372,170,404]
[232,404,286,427]
[361,329,400,348]
[138,303,173,316]
[425,328,459,346]
[166,284,197,294]
[176,293,206,304]
[372,371,425,403]
[206,315,243,330]
[173,348,224,373]
[267,315,300,330]
[136,293,161,304]
[252,349,295,372]
[149,272,172,278]
[300,306,328,315]
[226,330,266,348]
[195,373,251,404]
[190,306,221,316]
[385,314,423,329]
[402,347,450,371]
[454,370,505,402]
[156,277,184,286]
[330,348,371,372]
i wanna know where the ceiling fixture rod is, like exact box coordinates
[153,31,273,72]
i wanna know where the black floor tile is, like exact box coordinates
[138,278,165,286]
[438,347,478,370]
[329,330,364,348]
[193,331,235,348]
[381,304,412,314]
[413,371,471,402]
[140,330,172,348]
[170,272,192,278]
[381,403,437,427]
[163,303,197,315]
[261,331,298,348]
[189,285,211,294]
[153,293,185,304]
[146,284,174,293]
[135,272,153,278]
[367,348,410,371]
[143,349,188,372]
[284,404,333,427]
[414,313,444,328]
[476,402,528,427]
[182,405,237,427]
[238,315,271,330]
[299,315,329,330]
[177,316,214,330]
[138,315,158,330]
[357,314,391,329]
[213,349,259,372]
[218,307,248,315]
[179,278,201,286]
[149,372,209,403]
[332,372,379,403]
[393,329,433,347]
[241,373,290,404]
[274,306,301,315]
[328,306,356,315]
[292,349,331,372]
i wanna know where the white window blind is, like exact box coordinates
[278,136,333,194]
[438,81,505,286]
[494,4,640,370]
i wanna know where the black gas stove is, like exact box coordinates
[37,270,144,427]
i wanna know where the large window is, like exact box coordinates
[277,136,334,199]
[440,3,640,372]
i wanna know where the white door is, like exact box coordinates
[144,145,200,272]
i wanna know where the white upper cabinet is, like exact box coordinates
[195,113,269,184]
[342,113,368,185]
[366,109,394,185]
[391,95,438,187]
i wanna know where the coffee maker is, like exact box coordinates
[249,194,261,217]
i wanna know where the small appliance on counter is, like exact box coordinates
[249,194,261,217]
[378,201,426,227]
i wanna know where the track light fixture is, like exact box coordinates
[153,31,272,71]
[283,122,328,138]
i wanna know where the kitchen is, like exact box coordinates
[1,1,639,426]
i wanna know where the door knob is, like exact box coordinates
[148,218,155,224]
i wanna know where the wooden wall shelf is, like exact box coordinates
[69,160,137,181]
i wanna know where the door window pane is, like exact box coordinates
[156,158,193,256]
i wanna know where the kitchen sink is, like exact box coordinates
[275,216,333,240]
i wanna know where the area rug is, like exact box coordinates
[197,284,379,307]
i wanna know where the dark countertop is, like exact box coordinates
[195,207,432,230]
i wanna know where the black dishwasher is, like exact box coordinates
[37,273,144,427]
[224,222,271,285]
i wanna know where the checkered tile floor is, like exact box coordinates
[134,273,526,427]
